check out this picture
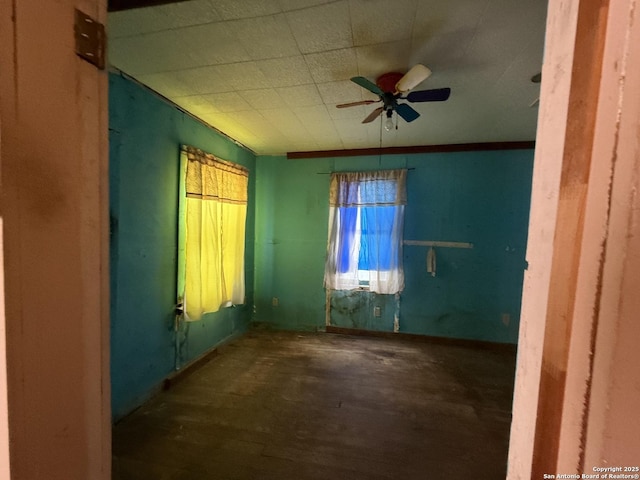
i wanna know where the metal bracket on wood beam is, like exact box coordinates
[74,9,105,70]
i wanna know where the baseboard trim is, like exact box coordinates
[113,344,222,424]
[325,326,517,354]
[162,347,220,391]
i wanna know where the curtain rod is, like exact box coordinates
[316,167,415,174]
[403,240,474,249]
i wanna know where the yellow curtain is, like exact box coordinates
[183,146,248,321]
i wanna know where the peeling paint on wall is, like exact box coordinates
[109,73,256,420]
[254,151,533,343]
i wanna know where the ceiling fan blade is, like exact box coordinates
[336,100,379,109]
[395,64,432,93]
[351,76,384,96]
[395,103,420,123]
[406,88,451,103]
[362,107,384,123]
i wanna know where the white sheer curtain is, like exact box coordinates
[324,169,406,294]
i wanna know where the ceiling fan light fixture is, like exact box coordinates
[384,114,394,132]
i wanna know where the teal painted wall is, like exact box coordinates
[253,151,533,344]
[109,73,256,420]
[254,157,333,331]
[109,69,532,419]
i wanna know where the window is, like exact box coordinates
[179,145,248,321]
[324,169,406,294]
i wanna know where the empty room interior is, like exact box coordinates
[2,0,640,479]
[108,1,541,478]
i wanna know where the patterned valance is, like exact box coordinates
[182,145,248,204]
[329,169,407,207]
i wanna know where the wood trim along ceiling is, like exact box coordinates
[287,141,535,159]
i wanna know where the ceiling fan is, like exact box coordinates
[337,64,451,130]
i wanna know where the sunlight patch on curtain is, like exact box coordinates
[324,169,406,294]
[182,145,248,321]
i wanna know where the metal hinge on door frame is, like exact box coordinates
[74,9,105,70]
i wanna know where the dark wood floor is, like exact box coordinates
[113,329,516,479]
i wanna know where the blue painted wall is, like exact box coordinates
[109,73,256,420]
[253,151,533,344]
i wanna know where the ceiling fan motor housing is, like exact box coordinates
[376,72,404,93]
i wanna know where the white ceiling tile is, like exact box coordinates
[461,0,547,72]
[413,0,486,37]
[348,139,378,149]
[210,0,282,20]
[287,141,316,153]
[309,124,341,138]
[259,108,309,135]
[225,110,275,134]
[492,105,540,142]
[135,72,195,98]
[285,1,353,53]
[177,22,252,66]
[108,0,221,37]
[261,142,297,155]
[350,0,418,46]
[228,14,300,60]
[275,84,323,108]
[238,89,285,110]
[316,80,364,104]
[109,30,198,75]
[294,104,332,123]
[277,0,336,12]
[226,109,265,126]
[173,95,221,115]
[157,1,221,25]
[212,119,257,145]
[108,0,546,154]
[367,123,385,144]
[334,118,369,140]
[294,105,331,121]
[199,110,227,124]
[211,62,272,90]
[199,114,258,143]
[492,39,544,106]
[225,130,257,148]
[311,137,344,150]
[410,30,476,72]
[305,48,358,83]
[201,92,253,112]
[255,56,314,87]
[255,130,290,146]
[170,65,236,94]
[355,41,412,78]
[108,9,164,38]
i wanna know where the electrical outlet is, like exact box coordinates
[272,297,279,307]
[373,306,381,317]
